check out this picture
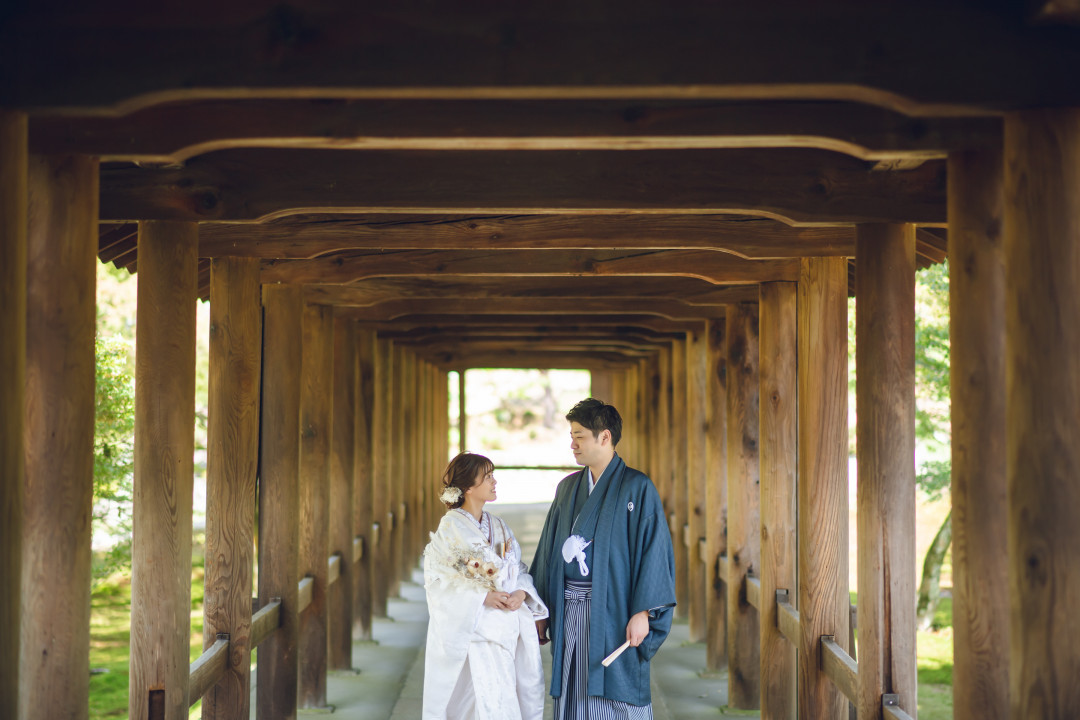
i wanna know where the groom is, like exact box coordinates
[531,398,676,718]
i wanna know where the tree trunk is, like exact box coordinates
[916,509,953,630]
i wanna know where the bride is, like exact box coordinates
[422,452,549,720]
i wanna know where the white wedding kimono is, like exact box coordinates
[422,509,549,720]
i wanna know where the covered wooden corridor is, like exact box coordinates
[3,3,1080,719]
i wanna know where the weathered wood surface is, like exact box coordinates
[188,636,229,707]
[202,257,261,720]
[329,316,357,668]
[686,329,708,643]
[758,281,797,719]
[5,3,1080,113]
[32,98,1000,162]
[260,249,799,285]
[250,601,282,649]
[21,153,97,720]
[670,338,689,618]
[856,224,916,720]
[798,257,850,720]
[370,337,391,616]
[257,285,303,718]
[725,302,761,709]
[0,112,26,720]
[704,318,729,671]
[298,303,333,708]
[130,221,198,720]
[393,345,409,579]
[777,593,800,649]
[354,326,377,633]
[98,148,946,225]
[199,214,855,259]
[1004,108,1080,720]
[948,148,1009,720]
[371,315,705,335]
[822,637,859,705]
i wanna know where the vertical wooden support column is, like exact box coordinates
[656,346,672,513]
[329,315,357,670]
[645,356,661,489]
[726,302,761,709]
[1004,109,1080,719]
[671,338,689,617]
[458,369,467,453]
[202,257,261,719]
[592,370,614,404]
[948,148,1008,720]
[21,153,97,720]
[129,221,198,720]
[0,112,26,720]
[637,359,651,475]
[798,257,850,720]
[758,282,797,719]
[387,341,402,596]
[257,285,302,718]
[856,224,917,720]
[686,327,709,643]
[298,303,333,709]
[705,317,729,671]
[392,345,407,582]
[372,337,392,614]
[354,327,377,637]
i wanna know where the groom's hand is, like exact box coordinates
[626,610,650,647]
[536,618,550,645]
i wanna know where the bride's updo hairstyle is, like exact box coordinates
[440,452,495,509]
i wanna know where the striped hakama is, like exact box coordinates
[553,581,653,720]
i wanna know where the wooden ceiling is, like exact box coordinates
[12,0,1075,370]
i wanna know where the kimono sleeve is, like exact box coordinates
[629,497,676,661]
[529,497,562,608]
[423,524,487,645]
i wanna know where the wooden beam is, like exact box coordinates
[705,317,729,671]
[686,326,709,643]
[758,281,797,719]
[189,637,229,708]
[98,148,946,225]
[366,315,706,335]
[21,152,97,718]
[202,257,262,720]
[199,214,856,259]
[821,637,859,705]
[353,327,377,638]
[0,111,26,720]
[32,98,1001,163]
[130,221,199,719]
[331,297,752,322]
[855,224,917,720]
[371,337,392,616]
[725,302,761,709]
[798,257,850,720]
[329,316,357,669]
[949,148,1008,720]
[250,601,282,650]
[5,3,1080,113]
[671,338,689,618]
[261,249,799,285]
[1004,108,1080,719]
[391,345,406,588]
[257,285,303,718]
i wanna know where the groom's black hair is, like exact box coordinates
[566,398,622,447]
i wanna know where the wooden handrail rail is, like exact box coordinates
[746,575,761,610]
[328,553,342,585]
[776,590,800,648]
[188,634,229,707]
[251,600,282,649]
[717,554,730,586]
[821,635,858,704]
[697,538,707,565]
[297,576,314,613]
[353,535,363,563]
[883,694,915,720]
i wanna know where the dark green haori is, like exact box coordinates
[531,454,676,705]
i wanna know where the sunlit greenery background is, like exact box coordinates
[89,261,954,718]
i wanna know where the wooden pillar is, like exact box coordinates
[298,303,333,709]
[948,148,1008,720]
[353,327,376,638]
[645,355,661,492]
[129,221,198,720]
[372,337,391,615]
[1004,108,1080,719]
[705,317,729,671]
[458,369,467,454]
[329,315,357,669]
[758,282,797,719]
[0,111,26,720]
[726,302,761,709]
[855,225,917,720]
[686,327,709,643]
[202,257,262,719]
[591,370,614,404]
[671,338,689,617]
[392,345,407,583]
[656,346,672,515]
[798,257,850,720]
[257,285,303,718]
[21,153,97,720]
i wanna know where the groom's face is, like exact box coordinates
[569,421,609,468]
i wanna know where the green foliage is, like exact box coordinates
[93,336,136,583]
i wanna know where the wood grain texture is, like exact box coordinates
[369,334,390,617]
[21,153,97,720]
[686,328,709,642]
[855,224,917,720]
[297,302,333,708]
[98,148,946,225]
[1004,108,1080,720]
[725,302,761,709]
[705,318,729,671]
[655,346,672,529]
[329,316,357,668]
[257,284,303,718]
[797,257,850,720]
[202,257,262,719]
[758,281,797,719]
[947,148,1008,720]
[129,221,198,720]
[392,345,409,580]
[0,111,26,720]
[670,338,689,618]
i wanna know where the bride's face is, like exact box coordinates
[465,467,497,504]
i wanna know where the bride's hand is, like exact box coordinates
[504,590,527,611]
[484,591,512,609]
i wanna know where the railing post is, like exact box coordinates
[353,327,377,636]
[329,315,357,669]
[705,318,729,671]
[671,336,689,617]
[686,326,709,643]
